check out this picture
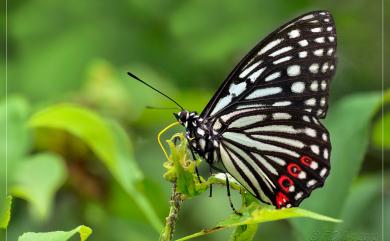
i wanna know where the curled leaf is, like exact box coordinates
[18,225,92,241]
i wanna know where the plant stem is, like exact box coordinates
[160,182,183,241]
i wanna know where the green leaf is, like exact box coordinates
[10,153,67,219]
[28,104,117,168]
[332,175,381,241]
[0,196,12,229]
[28,104,162,231]
[291,93,382,241]
[18,225,92,241]
[0,96,31,210]
[372,112,390,149]
[176,204,340,241]
[163,134,205,197]
[372,89,390,149]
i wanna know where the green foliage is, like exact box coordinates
[0,196,12,229]
[3,1,385,240]
[163,134,206,197]
[27,104,162,231]
[10,153,67,219]
[18,225,92,241]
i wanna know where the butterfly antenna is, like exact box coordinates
[145,105,180,110]
[127,72,184,110]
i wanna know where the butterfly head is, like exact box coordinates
[174,110,199,128]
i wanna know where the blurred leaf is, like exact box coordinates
[372,89,390,149]
[0,196,12,229]
[291,92,382,241]
[10,153,67,219]
[18,225,92,241]
[28,104,117,168]
[106,120,163,231]
[177,203,340,241]
[28,104,162,231]
[332,175,381,241]
[372,113,390,149]
[0,96,31,210]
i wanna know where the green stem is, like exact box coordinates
[160,182,183,241]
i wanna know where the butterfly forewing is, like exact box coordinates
[199,11,336,208]
[202,10,336,119]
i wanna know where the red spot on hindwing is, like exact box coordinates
[300,155,313,167]
[287,163,302,178]
[276,192,289,208]
[278,175,294,193]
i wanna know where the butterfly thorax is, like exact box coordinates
[174,110,219,164]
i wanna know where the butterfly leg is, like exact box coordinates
[224,173,241,215]
[208,164,213,197]
[209,165,241,215]
[187,144,202,183]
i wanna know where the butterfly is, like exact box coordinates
[129,10,336,209]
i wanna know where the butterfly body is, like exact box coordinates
[175,111,220,164]
[174,10,336,209]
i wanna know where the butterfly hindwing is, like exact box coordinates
[216,108,331,207]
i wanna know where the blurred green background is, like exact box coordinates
[1,0,388,240]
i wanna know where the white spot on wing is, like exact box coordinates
[311,27,322,33]
[259,39,283,55]
[229,115,266,128]
[320,168,327,177]
[273,56,292,64]
[323,148,329,159]
[246,125,299,134]
[309,64,320,73]
[300,14,314,20]
[291,81,305,93]
[265,72,281,81]
[248,67,266,82]
[269,46,293,57]
[299,51,307,58]
[240,61,261,78]
[266,155,286,166]
[314,49,324,56]
[252,134,305,148]
[288,29,300,38]
[245,87,282,99]
[305,128,316,137]
[299,39,308,46]
[321,80,327,90]
[327,48,334,56]
[310,80,319,91]
[310,145,320,155]
[315,37,325,43]
[211,95,232,115]
[307,179,317,187]
[272,113,291,120]
[273,101,291,106]
[305,98,316,106]
[229,82,247,96]
[287,65,301,76]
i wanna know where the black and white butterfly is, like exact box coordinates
[131,10,336,209]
